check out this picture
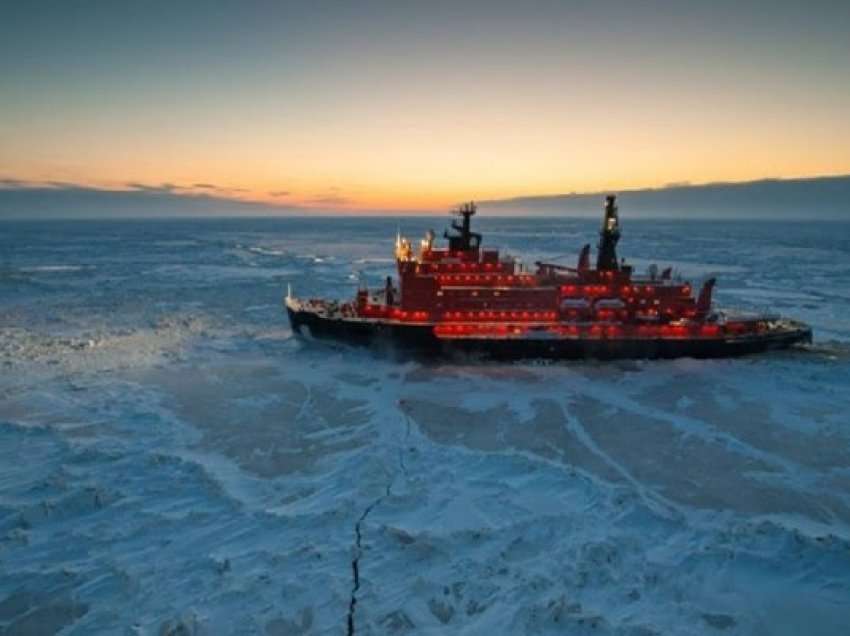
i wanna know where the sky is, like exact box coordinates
[2,1,849,212]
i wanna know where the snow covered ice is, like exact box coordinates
[1,216,850,635]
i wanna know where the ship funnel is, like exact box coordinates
[696,278,716,316]
[577,244,591,271]
[596,195,621,271]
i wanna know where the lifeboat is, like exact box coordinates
[285,196,812,359]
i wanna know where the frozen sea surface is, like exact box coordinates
[1,216,850,635]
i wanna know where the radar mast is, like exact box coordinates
[444,201,482,251]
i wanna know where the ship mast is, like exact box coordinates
[596,195,620,271]
[444,201,481,251]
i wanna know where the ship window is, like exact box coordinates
[436,290,443,296]
[471,291,478,296]
[493,291,500,296]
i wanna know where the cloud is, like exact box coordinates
[307,195,351,206]
[306,187,351,206]
[46,180,88,189]
[0,180,307,219]
[124,180,252,197]
[190,183,249,195]
[125,182,179,194]
[479,174,850,219]
[269,190,291,197]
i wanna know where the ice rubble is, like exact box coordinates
[2,217,849,634]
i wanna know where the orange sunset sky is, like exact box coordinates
[2,2,849,211]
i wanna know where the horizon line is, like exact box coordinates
[2,171,849,214]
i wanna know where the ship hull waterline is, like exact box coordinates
[286,307,812,361]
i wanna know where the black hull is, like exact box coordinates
[286,307,812,361]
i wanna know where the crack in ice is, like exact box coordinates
[346,493,386,636]
[346,408,412,635]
